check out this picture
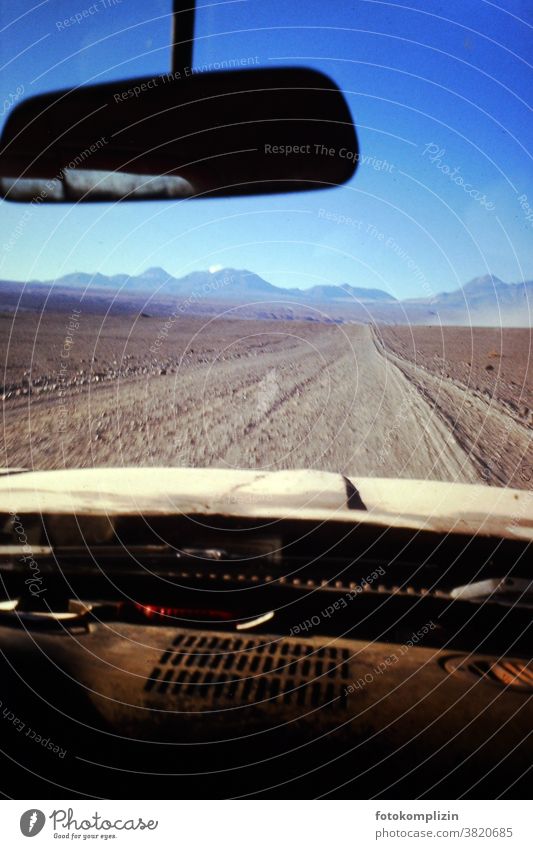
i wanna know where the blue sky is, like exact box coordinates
[0,0,532,297]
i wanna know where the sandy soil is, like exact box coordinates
[378,325,533,488]
[1,312,531,488]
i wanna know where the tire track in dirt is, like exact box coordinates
[374,328,533,489]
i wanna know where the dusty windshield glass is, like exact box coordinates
[0,0,531,490]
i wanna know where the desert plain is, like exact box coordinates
[1,308,531,490]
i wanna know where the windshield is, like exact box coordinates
[0,0,531,490]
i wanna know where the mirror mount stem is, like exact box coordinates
[171,0,196,73]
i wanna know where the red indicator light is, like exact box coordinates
[134,604,233,621]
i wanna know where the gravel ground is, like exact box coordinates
[378,325,533,488]
[1,312,531,487]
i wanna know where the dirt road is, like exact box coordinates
[8,316,524,485]
[378,326,532,489]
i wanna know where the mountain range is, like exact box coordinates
[38,267,400,303]
[3,269,532,326]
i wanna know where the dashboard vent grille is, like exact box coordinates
[144,631,352,708]
[444,656,533,693]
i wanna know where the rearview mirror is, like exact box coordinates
[0,67,358,202]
